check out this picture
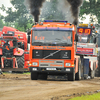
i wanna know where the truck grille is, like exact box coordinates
[39,60,64,67]
[32,50,71,59]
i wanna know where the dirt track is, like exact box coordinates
[0,73,100,100]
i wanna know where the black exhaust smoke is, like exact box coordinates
[26,0,45,22]
[67,0,83,25]
[25,0,83,24]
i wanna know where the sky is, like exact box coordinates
[0,0,12,7]
[0,0,14,16]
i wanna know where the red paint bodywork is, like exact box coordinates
[0,26,29,70]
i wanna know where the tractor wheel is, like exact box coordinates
[75,58,81,80]
[68,68,75,81]
[31,72,38,80]
[95,55,100,77]
[38,73,47,80]
[16,55,24,68]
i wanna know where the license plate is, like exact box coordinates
[46,68,56,71]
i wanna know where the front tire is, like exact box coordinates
[31,72,38,80]
[68,68,75,81]
[38,73,47,80]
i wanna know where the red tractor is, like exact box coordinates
[0,26,29,71]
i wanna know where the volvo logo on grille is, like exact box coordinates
[36,51,38,54]
[65,52,68,56]
[62,51,70,58]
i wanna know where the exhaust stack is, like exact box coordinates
[67,0,83,25]
[25,0,45,22]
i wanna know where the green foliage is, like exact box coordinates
[0,14,4,28]
[80,0,100,23]
[0,19,4,28]
[69,93,100,100]
[23,72,30,74]
[41,0,66,20]
[0,0,33,32]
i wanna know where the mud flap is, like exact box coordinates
[83,59,89,79]
[81,58,89,79]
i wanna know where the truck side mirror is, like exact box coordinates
[28,35,30,43]
[75,34,78,42]
[94,37,96,44]
[27,30,31,35]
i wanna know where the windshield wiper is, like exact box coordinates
[32,42,44,46]
[54,38,67,43]
[54,39,72,46]
[32,42,51,46]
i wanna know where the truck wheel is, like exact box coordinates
[75,58,81,80]
[38,73,47,80]
[31,72,38,80]
[68,68,75,81]
[16,55,24,68]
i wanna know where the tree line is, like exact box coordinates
[0,0,100,32]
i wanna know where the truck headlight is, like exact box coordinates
[65,63,71,66]
[32,62,38,66]
[32,68,37,71]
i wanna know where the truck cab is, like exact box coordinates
[28,20,81,81]
[28,21,98,81]
[76,24,97,56]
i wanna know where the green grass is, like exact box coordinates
[23,72,30,74]
[69,93,100,100]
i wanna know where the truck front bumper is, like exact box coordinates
[29,67,74,74]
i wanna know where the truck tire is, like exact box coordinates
[16,55,24,68]
[68,68,75,81]
[31,72,38,80]
[75,58,81,80]
[38,73,47,80]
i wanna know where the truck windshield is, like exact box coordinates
[78,33,89,43]
[32,31,72,46]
